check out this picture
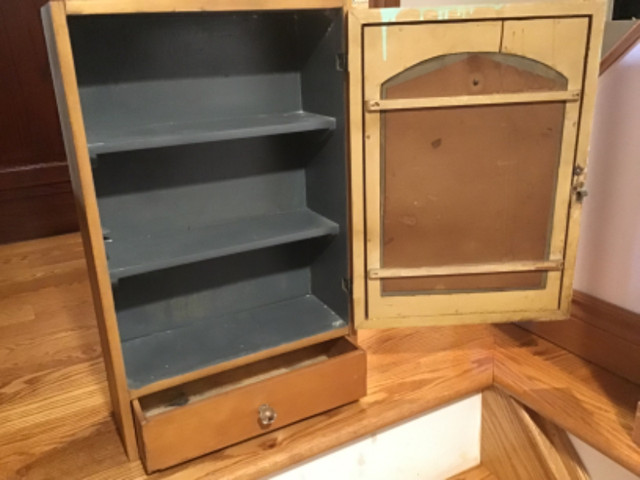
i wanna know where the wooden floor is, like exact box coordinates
[0,233,494,479]
[0,233,638,479]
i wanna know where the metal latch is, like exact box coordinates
[573,165,588,203]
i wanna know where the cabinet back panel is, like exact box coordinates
[68,11,341,134]
[79,74,302,144]
[114,243,315,341]
[94,137,307,234]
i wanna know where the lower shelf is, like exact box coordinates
[121,295,348,391]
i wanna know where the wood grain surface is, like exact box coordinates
[482,388,588,480]
[137,342,366,472]
[0,233,493,479]
[520,291,640,384]
[482,388,560,480]
[493,324,640,475]
[1,233,637,478]
[447,464,498,480]
[42,1,138,458]
[525,409,590,480]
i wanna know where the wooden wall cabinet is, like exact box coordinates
[42,0,604,473]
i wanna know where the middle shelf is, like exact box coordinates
[87,111,337,158]
[106,209,339,281]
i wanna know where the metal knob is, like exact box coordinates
[258,404,277,427]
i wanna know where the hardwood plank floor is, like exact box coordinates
[447,464,498,480]
[494,324,640,475]
[1,233,638,478]
[0,233,494,479]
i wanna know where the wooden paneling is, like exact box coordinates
[0,182,77,244]
[519,290,640,384]
[0,0,76,243]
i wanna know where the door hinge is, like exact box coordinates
[336,53,348,72]
[573,165,588,203]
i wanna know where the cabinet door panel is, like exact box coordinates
[353,14,593,327]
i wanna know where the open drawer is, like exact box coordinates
[132,337,366,472]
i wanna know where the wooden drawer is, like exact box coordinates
[132,337,366,472]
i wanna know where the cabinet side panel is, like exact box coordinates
[40,1,137,459]
[301,11,350,322]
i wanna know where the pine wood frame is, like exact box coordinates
[42,0,605,467]
[42,0,355,462]
[348,2,606,328]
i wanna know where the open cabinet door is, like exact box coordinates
[348,2,605,328]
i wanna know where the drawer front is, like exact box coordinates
[134,344,366,472]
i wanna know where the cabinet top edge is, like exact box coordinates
[62,0,346,16]
[58,0,604,18]
[350,0,605,25]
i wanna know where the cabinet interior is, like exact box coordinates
[68,9,349,390]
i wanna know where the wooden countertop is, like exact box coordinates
[0,233,638,479]
[494,325,640,474]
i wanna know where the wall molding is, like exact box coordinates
[519,290,640,385]
[601,21,640,73]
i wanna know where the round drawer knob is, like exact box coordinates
[258,404,277,427]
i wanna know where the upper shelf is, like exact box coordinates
[106,209,339,281]
[86,111,336,157]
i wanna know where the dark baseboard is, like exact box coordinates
[0,180,78,244]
